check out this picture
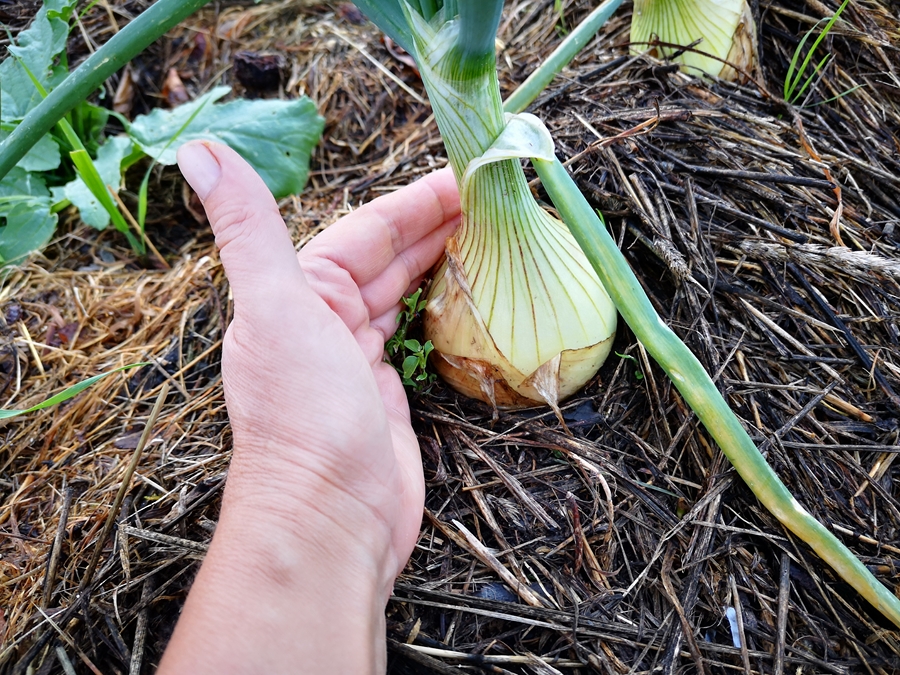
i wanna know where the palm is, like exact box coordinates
[293,181,459,565]
[212,160,459,574]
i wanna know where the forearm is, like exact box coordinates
[158,454,394,675]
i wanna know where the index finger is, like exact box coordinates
[299,167,460,286]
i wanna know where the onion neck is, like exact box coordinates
[408,5,508,177]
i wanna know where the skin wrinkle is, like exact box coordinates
[242,423,413,579]
[225,434,407,567]
[218,499,391,589]
[356,325,389,367]
[369,303,408,344]
[299,258,369,333]
[226,455,399,571]
[290,254,410,360]
[211,202,294,276]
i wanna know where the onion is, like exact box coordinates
[630,0,758,81]
[404,10,617,412]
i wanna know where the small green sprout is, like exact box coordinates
[615,351,644,381]
[386,289,436,390]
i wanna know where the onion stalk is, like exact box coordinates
[630,0,758,81]
[533,155,900,629]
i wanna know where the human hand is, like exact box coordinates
[158,141,459,674]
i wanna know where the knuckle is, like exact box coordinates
[210,201,280,254]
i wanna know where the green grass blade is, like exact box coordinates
[784,20,820,99]
[0,0,213,182]
[68,148,141,251]
[807,82,864,107]
[136,92,214,233]
[137,172,149,232]
[504,0,624,114]
[793,54,830,102]
[77,0,102,21]
[532,155,900,630]
[0,363,147,420]
[13,55,82,150]
[787,0,850,103]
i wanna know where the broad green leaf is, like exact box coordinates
[402,354,419,380]
[0,0,77,121]
[0,170,55,264]
[62,136,132,229]
[0,128,61,172]
[0,200,57,264]
[0,363,147,420]
[0,166,51,202]
[128,87,325,199]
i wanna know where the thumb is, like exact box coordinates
[177,141,306,312]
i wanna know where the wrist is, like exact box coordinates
[216,477,399,603]
[158,438,401,675]
[226,431,405,580]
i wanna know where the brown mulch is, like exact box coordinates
[2,0,900,673]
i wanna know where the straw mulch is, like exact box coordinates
[2,0,900,672]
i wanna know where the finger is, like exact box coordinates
[357,213,458,320]
[300,168,459,287]
[371,361,425,570]
[178,141,307,314]
[369,303,404,343]
[368,270,433,343]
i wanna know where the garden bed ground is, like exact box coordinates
[2,0,900,672]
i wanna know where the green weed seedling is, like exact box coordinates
[400,339,435,387]
[386,288,436,390]
[783,0,851,105]
[615,351,644,381]
[553,0,569,34]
